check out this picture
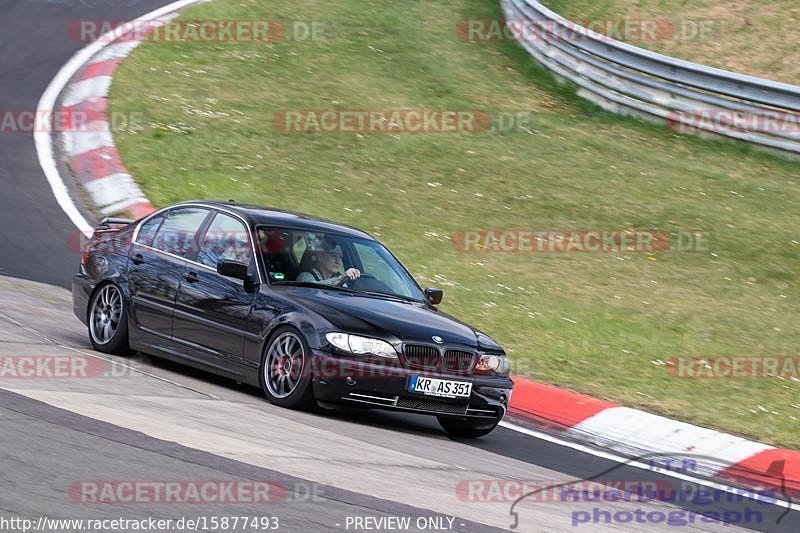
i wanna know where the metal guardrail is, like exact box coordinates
[501,0,800,155]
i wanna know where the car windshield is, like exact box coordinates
[257,226,425,301]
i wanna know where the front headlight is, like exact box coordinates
[475,353,510,376]
[325,332,398,359]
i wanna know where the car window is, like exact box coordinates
[257,226,424,299]
[292,236,307,264]
[290,233,342,272]
[151,207,209,259]
[135,214,164,247]
[196,212,252,268]
[352,241,408,295]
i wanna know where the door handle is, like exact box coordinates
[132,253,145,265]
[184,271,199,283]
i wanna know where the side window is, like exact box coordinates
[196,212,252,268]
[258,228,296,281]
[292,235,307,264]
[135,215,164,247]
[152,208,210,259]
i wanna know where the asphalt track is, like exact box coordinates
[0,0,171,287]
[0,1,798,532]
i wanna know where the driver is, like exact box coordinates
[296,236,361,286]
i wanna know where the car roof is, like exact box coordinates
[171,200,376,240]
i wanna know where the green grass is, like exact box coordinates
[542,0,800,83]
[109,0,800,448]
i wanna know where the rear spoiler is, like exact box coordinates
[82,218,136,261]
[98,217,135,227]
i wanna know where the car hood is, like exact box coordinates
[279,287,481,348]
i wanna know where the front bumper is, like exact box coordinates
[311,351,514,420]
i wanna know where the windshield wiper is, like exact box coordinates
[358,290,423,303]
[275,282,422,303]
[273,281,361,294]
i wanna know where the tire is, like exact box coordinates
[259,326,315,409]
[438,415,500,438]
[87,283,132,355]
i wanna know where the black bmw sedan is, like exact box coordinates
[73,201,514,437]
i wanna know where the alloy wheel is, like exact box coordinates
[89,285,122,345]
[265,332,306,398]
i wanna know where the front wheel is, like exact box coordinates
[259,327,315,409]
[87,283,132,354]
[438,416,500,438]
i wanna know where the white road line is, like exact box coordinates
[499,420,795,510]
[34,0,207,237]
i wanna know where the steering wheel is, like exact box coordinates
[337,272,374,288]
[339,273,394,295]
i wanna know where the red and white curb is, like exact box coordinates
[57,26,180,219]
[508,378,800,497]
[35,0,207,233]
[60,39,155,219]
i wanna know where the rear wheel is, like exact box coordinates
[260,327,315,409]
[88,283,131,354]
[438,415,500,438]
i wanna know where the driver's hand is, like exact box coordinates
[344,268,361,280]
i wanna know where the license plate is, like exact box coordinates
[408,375,472,399]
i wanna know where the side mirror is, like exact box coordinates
[425,287,443,305]
[217,260,249,281]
